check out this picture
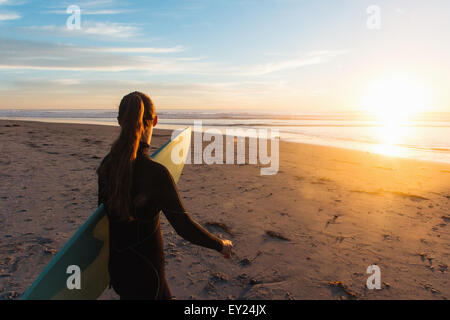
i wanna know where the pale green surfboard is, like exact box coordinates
[22,127,191,300]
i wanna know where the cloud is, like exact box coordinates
[0,0,27,5]
[82,22,138,37]
[51,78,81,85]
[0,0,24,21]
[0,38,207,73]
[235,50,348,76]
[0,12,20,20]
[0,38,346,77]
[44,0,130,15]
[24,21,140,38]
[46,0,114,9]
[90,45,185,54]
[0,78,290,109]
[46,9,129,15]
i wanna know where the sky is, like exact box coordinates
[0,0,449,112]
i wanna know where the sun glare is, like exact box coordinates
[362,77,431,125]
[362,76,432,157]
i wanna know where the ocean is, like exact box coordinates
[1,109,450,164]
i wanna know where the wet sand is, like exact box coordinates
[0,119,449,300]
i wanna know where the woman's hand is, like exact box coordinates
[221,239,233,259]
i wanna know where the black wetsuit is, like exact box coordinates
[98,141,223,300]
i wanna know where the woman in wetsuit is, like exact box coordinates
[97,91,233,300]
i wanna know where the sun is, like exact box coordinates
[362,76,431,125]
[361,76,432,157]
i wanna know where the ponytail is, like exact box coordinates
[98,92,145,221]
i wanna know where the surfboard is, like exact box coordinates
[22,127,192,300]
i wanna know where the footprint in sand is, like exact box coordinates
[325,214,340,228]
[205,221,233,236]
[382,234,400,241]
[265,230,290,241]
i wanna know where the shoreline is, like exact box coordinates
[1,119,449,300]
[1,118,450,167]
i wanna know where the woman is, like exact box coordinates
[97,91,233,300]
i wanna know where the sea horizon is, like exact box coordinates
[2,109,450,165]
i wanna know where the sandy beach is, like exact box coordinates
[0,119,449,300]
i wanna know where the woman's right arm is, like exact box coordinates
[155,163,229,254]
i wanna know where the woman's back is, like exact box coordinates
[98,140,223,299]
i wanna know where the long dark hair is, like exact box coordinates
[97,91,155,221]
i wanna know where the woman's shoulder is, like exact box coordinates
[99,152,111,165]
[97,152,112,176]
